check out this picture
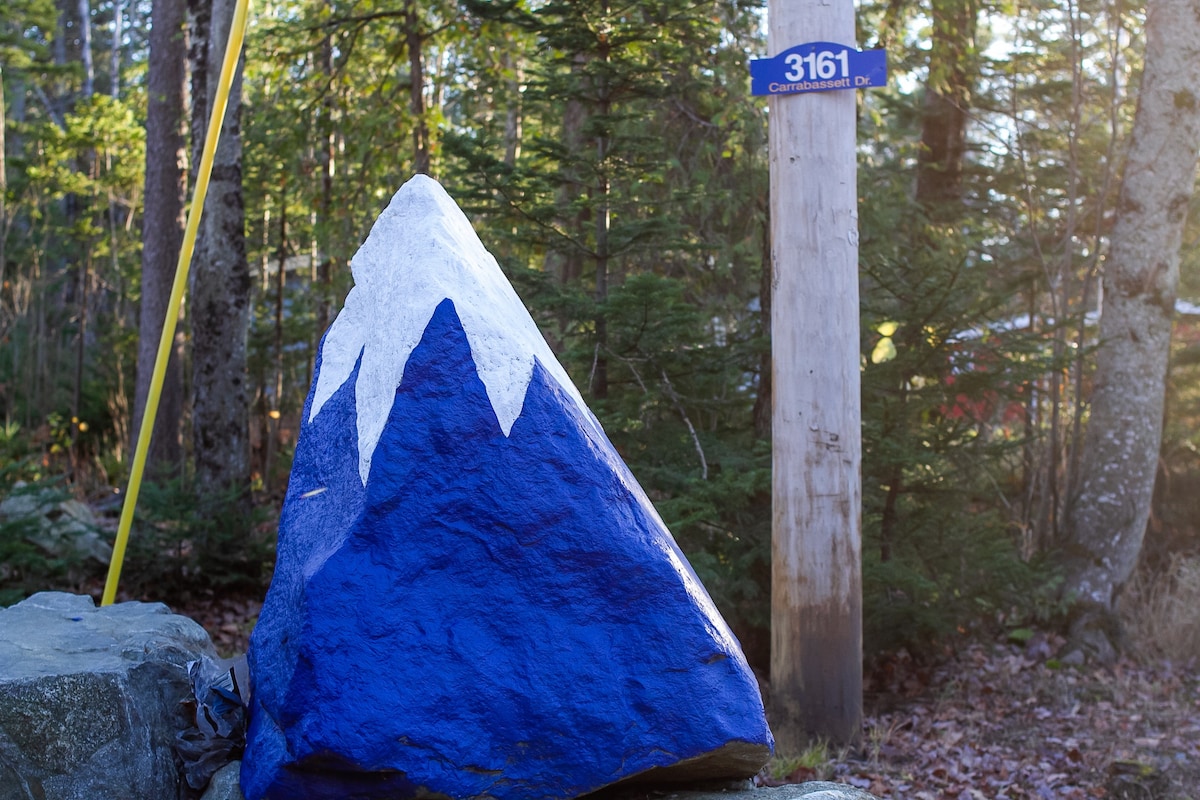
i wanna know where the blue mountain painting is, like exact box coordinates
[243,177,771,800]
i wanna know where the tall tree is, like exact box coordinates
[915,0,975,209]
[313,1,336,342]
[1062,0,1200,659]
[403,0,430,174]
[133,0,187,474]
[110,0,123,98]
[191,0,251,497]
[875,0,980,573]
[77,0,94,100]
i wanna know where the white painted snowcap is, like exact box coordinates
[309,174,598,485]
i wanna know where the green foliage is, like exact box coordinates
[1,88,144,479]
[0,0,55,71]
[443,1,774,643]
[0,422,42,486]
[121,481,274,603]
[660,438,771,631]
[1,0,1186,663]
[767,740,835,778]
[853,38,1077,651]
[0,512,65,606]
[862,505,1063,653]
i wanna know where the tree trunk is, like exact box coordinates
[915,0,975,210]
[1062,0,1200,658]
[110,0,123,98]
[404,0,430,174]
[541,53,588,348]
[591,5,611,399]
[188,0,211,184]
[1,67,7,302]
[314,16,335,343]
[752,199,772,441]
[500,46,522,167]
[191,0,251,497]
[542,67,587,295]
[133,0,188,474]
[77,0,94,100]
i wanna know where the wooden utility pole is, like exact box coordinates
[768,0,863,749]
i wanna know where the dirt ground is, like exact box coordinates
[761,635,1200,799]
[172,594,1198,800]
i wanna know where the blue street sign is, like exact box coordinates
[750,42,887,97]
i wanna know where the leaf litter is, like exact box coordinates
[760,633,1200,799]
[174,592,1197,800]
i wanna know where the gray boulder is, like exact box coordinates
[201,762,246,800]
[0,486,112,565]
[0,591,218,800]
[660,782,880,799]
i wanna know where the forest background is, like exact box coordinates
[2,0,1200,689]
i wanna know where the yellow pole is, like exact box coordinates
[102,0,252,606]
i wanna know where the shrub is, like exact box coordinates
[1121,554,1200,665]
[121,481,274,604]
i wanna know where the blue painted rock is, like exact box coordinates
[242,175,773,800]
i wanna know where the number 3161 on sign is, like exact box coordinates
[750,41,887,97]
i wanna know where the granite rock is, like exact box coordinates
[202,761,248,800]
[654,782,880,800]
[0,487,112,565]
[0,591,217,800]
[243,175,773,800]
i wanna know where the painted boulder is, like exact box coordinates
[242,174,773,800]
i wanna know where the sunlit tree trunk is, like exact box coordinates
[1063,0,1200,659]
[78,0,94,100]
[500,47,522,167]
[110,0,123,98]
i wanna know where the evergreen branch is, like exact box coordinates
[660,366,707,481]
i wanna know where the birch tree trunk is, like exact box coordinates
[110,0,123,98]
[191,0,251,497]
[133,0,188,474]
[77,0,94,100]
[1062,0,1200,659]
